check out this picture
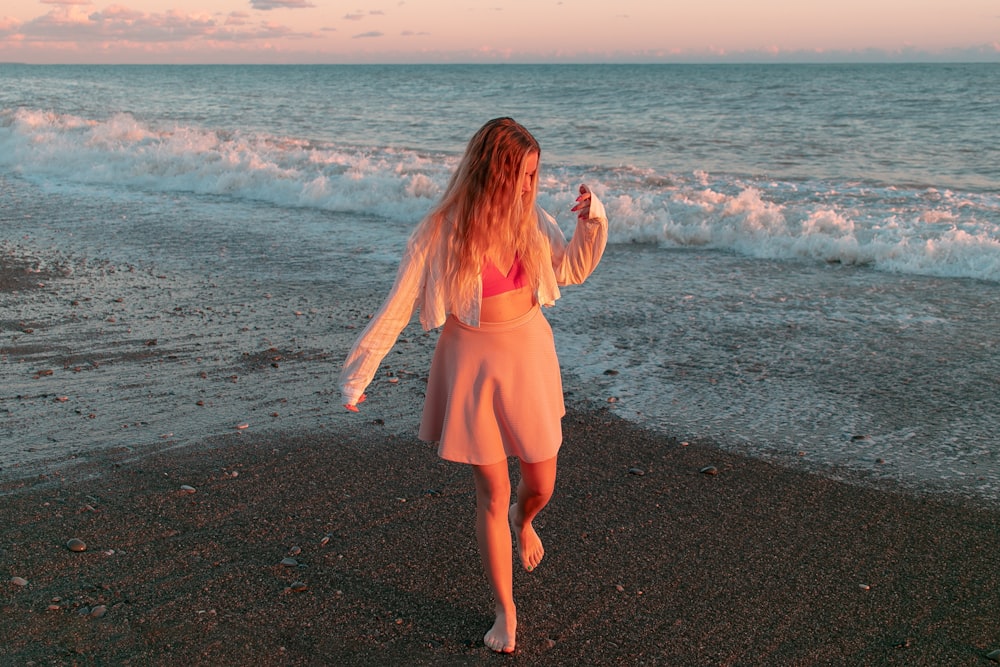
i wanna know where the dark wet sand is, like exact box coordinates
[2,406,999,666]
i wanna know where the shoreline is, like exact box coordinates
[2,407,999,665]
[4,238,999,510]
[4,242,1000,664]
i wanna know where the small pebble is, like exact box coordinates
[280,557,299,567]
[66,538,87,552]
[235,423,249,430]
[859,584,871,591]
[179,485,196,494]
[11,576,28,587]
[628,468,645,476]
[289,546,301,556]
[289,581,308,592]
[699,466,718,476]
[90,605,108,618]
[986,649,1000,662]
[320,534,332,546]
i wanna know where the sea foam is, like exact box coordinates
[3,107,999,283]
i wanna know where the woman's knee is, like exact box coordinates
[518,457,557,499]
[473,461,512,513]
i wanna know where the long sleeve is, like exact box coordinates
[537,190,609,303]
[338,239,427,406]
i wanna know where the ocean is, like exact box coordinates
[2,63,998,504]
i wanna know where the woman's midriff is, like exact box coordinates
[480,285,536,323]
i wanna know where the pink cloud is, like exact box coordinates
[225,11,252,26]
[1,3,319,43]
[250,0,315,10]
[344,10,384,21]
[207,20,299,41]
[91,5,147,21]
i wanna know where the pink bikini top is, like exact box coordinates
[482,255,528,298]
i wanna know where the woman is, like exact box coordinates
[339,117,608,653]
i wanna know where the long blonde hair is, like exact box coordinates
[419,117,546,314]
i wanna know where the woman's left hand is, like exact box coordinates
[344,393,367,412]
[571,184,593,220]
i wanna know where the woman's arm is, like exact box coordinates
[338,240,426,409]
[540,185,609,286]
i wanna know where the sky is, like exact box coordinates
[1,0,998,65]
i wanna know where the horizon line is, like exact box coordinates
[3,59,999,66]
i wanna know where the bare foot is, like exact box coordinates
[484,607,516,653]
[508,504,544,571]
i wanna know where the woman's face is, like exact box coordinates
[521,151,539,195]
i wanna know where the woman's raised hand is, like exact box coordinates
[571,184,593,219]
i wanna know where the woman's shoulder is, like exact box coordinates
[406,213,446,254]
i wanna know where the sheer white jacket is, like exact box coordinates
[338,191,608,407]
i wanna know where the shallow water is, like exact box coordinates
[2,181,997,506]
[2,63,999,506]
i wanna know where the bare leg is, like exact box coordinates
[510,455,557,572]
[472,460,516,653]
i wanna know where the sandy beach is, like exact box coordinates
[3,244,1000,666]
